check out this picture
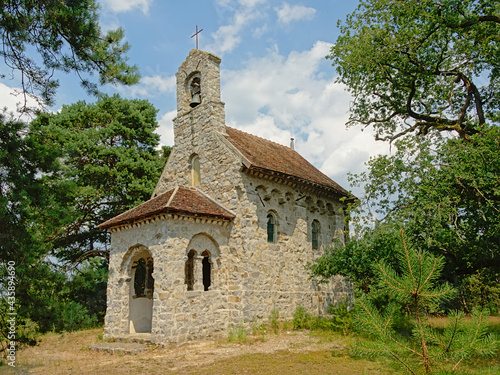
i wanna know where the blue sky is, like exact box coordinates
[1,0,390,195]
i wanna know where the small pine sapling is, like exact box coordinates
[352,230,498,374]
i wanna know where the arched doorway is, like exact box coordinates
[125,245,154,334]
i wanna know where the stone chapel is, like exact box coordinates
[98,49,353,344]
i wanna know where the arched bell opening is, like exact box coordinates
[190,77,201,108]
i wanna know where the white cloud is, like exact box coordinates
[157,110,176,147]
[276,3,316,24]
[220,41,390,193]
[0,83,43,121]
[206,1,265,55]
[141,76,176,93]
[239,0,267,7]
[100,0,152,14]
[117,75,176,98]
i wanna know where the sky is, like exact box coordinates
[1,0,391,197]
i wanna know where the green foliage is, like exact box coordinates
[330,0,500,313]
[349,128,500,309]
[458,271,500,314]
[29,94,167,263]
[353,231,498,374]
[293,304,354,336]
[269,309,280,334]
[0,258,104,343]
[0,96,167,349]
[0,0,139,107]
[326,301,354,336]
[307,222,402,293]
[376,234,454,314]
[65,258,108,323]
[293,306,312,330]
[0,301,39,352]
[228,324,247,343]
[53,301,97,332]
[0,112,58,266]
[330,0,500,140]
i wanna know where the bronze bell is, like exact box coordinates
[190,93,201,108]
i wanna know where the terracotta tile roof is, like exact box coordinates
[224,127,349,196]
[98,186,234,229]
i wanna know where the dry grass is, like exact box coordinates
[3,316,498,374]
[2,328,395,375]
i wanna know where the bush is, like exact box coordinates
[292,303,354,335]
[326,301,353,335]
[269,309,280,334]
[54,301,97,332]
[459,271,500,315]
[293,306,312,330]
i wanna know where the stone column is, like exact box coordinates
[193,254,204,291]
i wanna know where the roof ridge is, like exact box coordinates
[194,187,236,217]
[166,185,180,208]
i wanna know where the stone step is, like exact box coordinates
[89,341,149,355]
[114,333,152,344]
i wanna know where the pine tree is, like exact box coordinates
[353,230,498,374]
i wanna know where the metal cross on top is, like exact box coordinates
[191,25,203,49]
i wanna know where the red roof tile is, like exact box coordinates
[224,127,349,196]
[98,186,234,229]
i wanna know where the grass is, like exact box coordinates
[1,316,498,374]
[2,327,396,375]
[184,350,394,375]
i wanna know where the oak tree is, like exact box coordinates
[330,0,500,141]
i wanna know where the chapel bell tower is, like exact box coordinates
[173,50,226,145]
[176,49,222,115]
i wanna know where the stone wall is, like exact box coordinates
[219,172,352,325]
[104,158,353,344]
[104,216,233,343]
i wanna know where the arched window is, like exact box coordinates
[201,250,211,291]
[312,220,320,249]
[267,212,276,243]
[185,250,196,291]
[191,155,201,186]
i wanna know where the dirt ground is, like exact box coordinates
[3,328,394,375]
